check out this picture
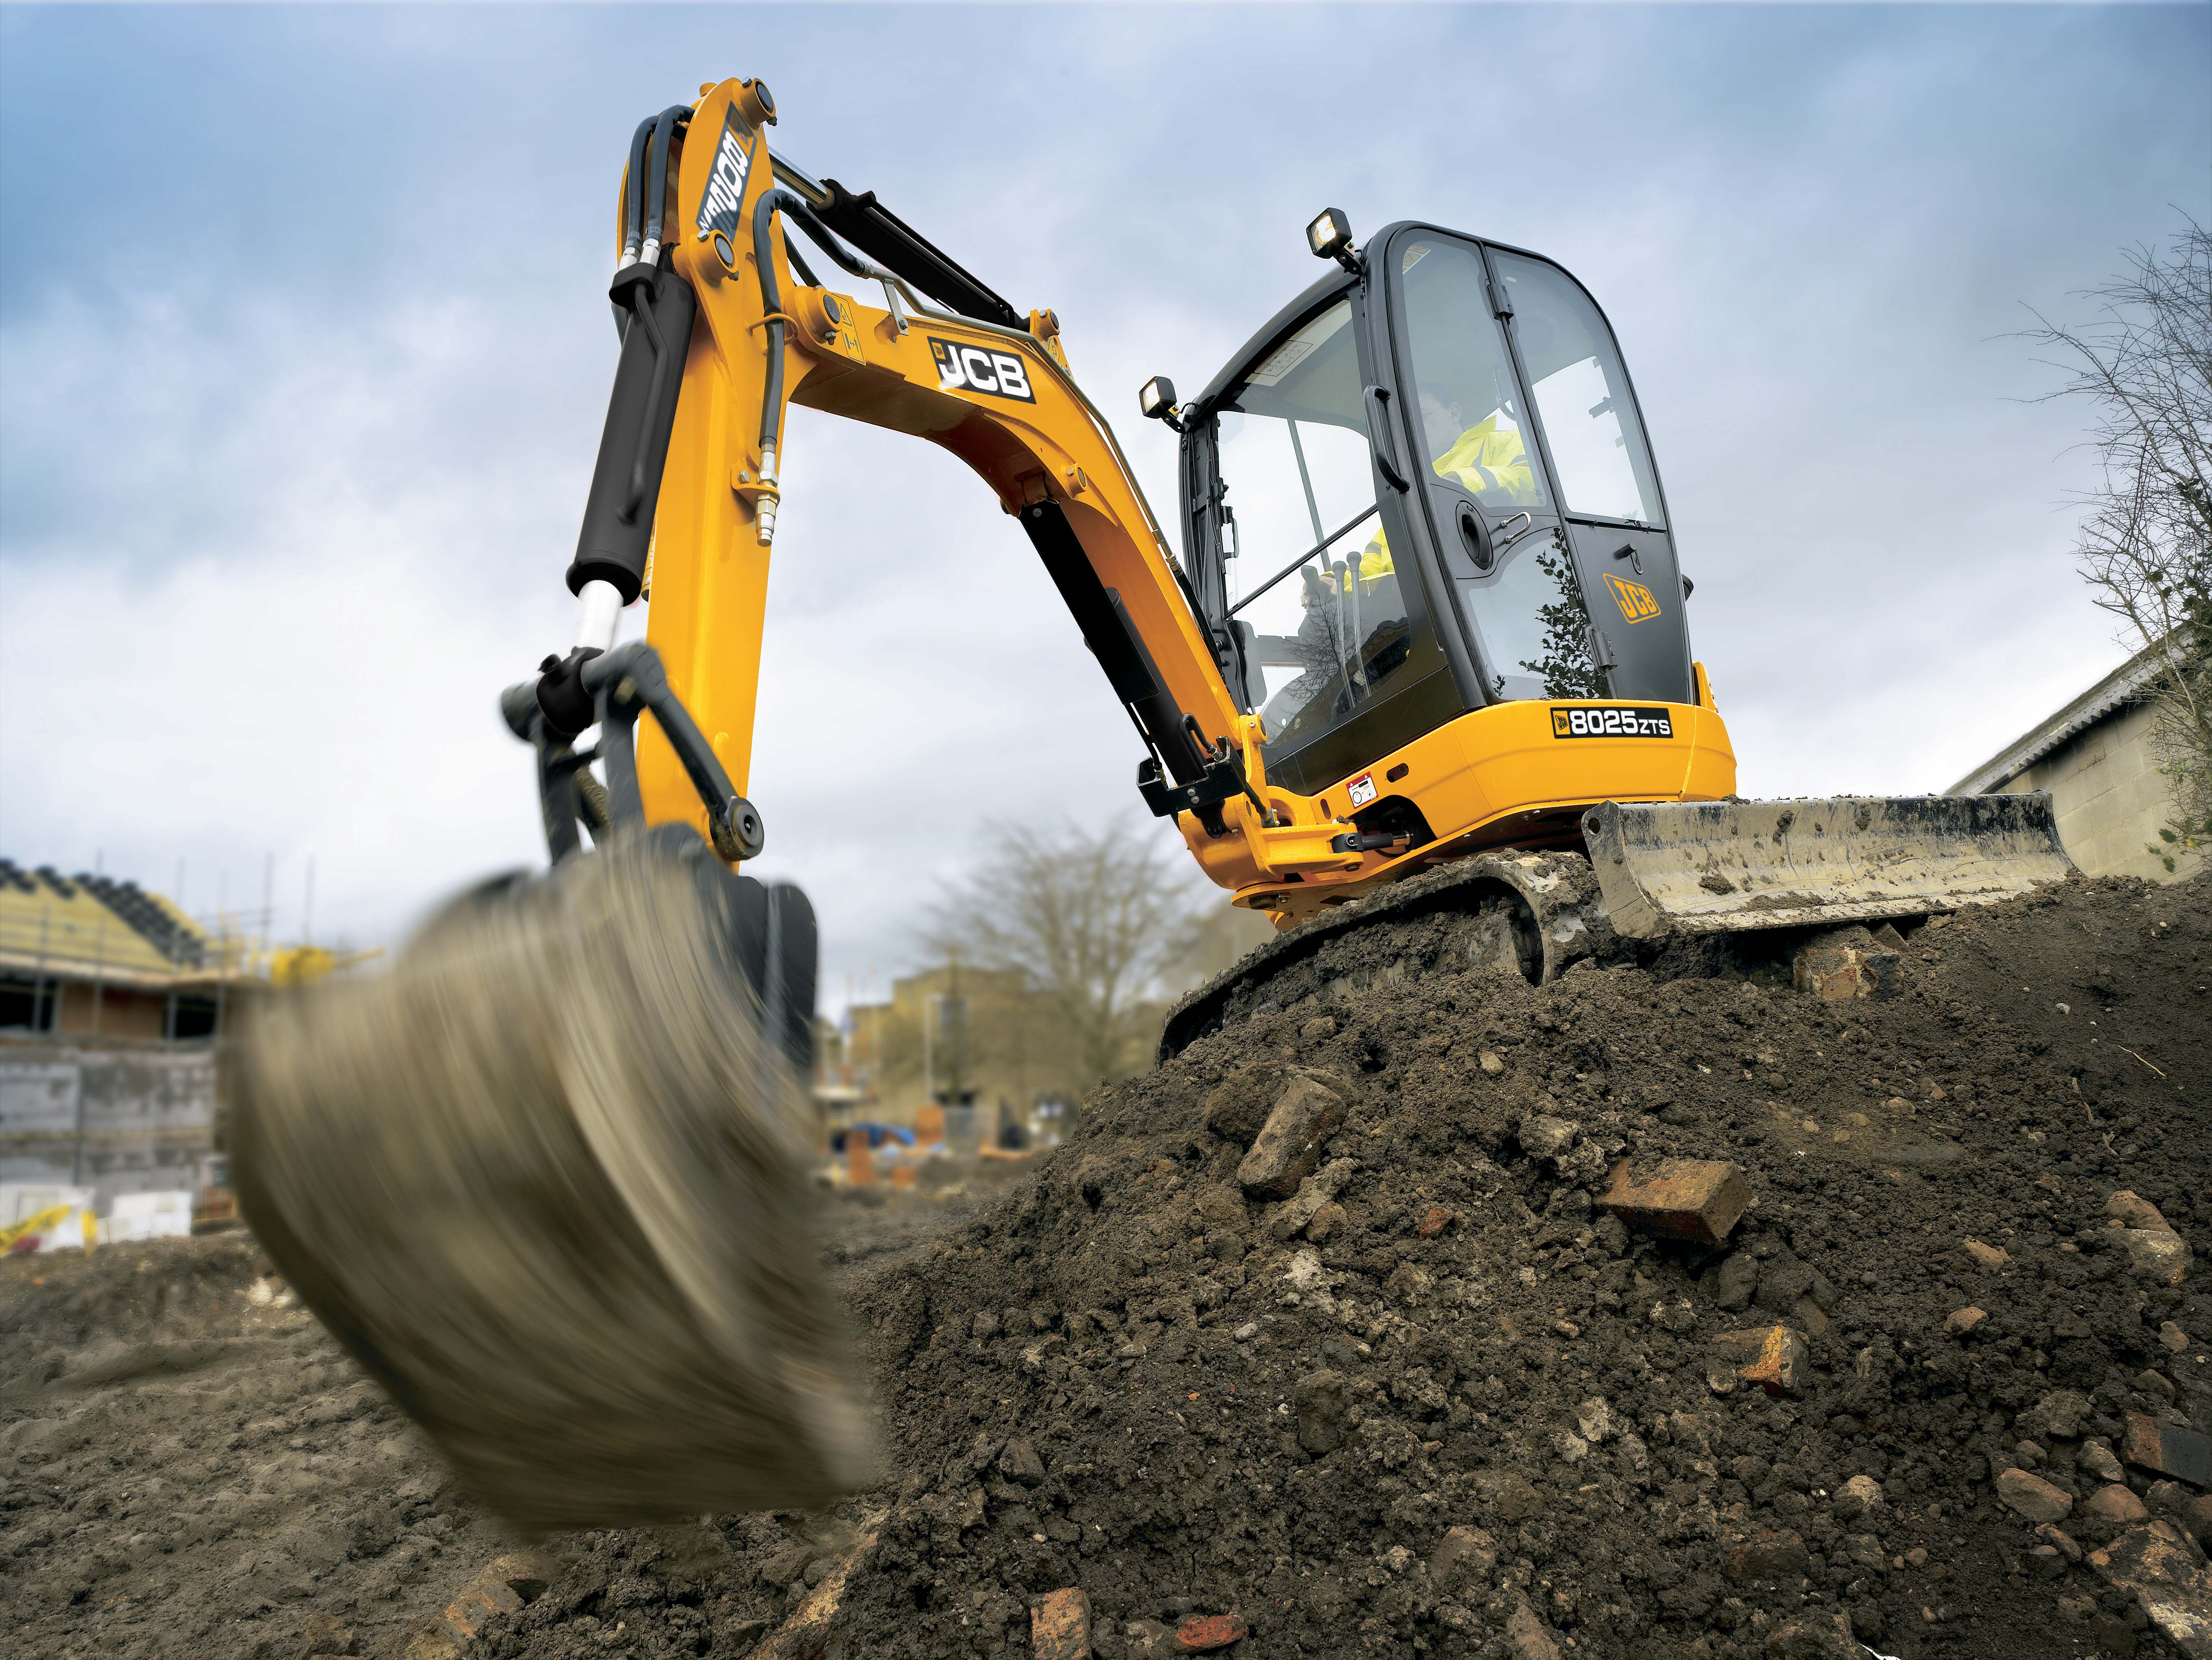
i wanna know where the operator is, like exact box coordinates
[1418,386,1538,506]
[1344,386,1538,590]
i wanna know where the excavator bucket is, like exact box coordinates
[231,826,877,1534]
[1580,793,2076,937]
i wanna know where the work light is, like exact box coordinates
[1138,376,1179,423]
[1307,208,1355,267]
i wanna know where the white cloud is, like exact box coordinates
[3,4,2204,1014]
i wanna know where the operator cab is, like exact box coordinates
[1162,219,1694,798]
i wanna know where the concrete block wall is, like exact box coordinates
[2009,700,2205,882]
[0,1041,216,1207]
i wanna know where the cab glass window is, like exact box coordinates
[1491,252,1663,524]
[1215,301,1416,751]
[1396,239,1600,704]
[1397,242,1548,511]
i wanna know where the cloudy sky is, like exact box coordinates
[2,3,2205,1010]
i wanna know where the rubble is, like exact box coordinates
[2124,1410,2212,1485]
[1234,1073,1346,1199]
[1503,1602,1563,1660]
[1834,1474,1885,1520]
[1995,1467,2074,1523]
[2089,1522,2212,1657]
[1791,924,1902,1001]
[1713,1324,1811,1396]
[1961,1238,2011,1270]
[2083,1483,2151,1531]
[1031,1588,1093,1660]
[6,872,2207,1660]
[1598,1156,1749,1245]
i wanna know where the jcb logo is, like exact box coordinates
[693,107,754,244]
[930,337,1035,403]
[1604,572,1661,625]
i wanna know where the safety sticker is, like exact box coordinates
[929,337,1036,402]
[1246,304,1351,387]
[693,106,756,244]
[1604,572,1662,625]
[1347,772,1378,808]
[1551,706,1674,740]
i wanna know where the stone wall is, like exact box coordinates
[2005,699,2204,883]
[0,1040,216,1206]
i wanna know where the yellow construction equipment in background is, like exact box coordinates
[267,944,382,988]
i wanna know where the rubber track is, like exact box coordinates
[1158,849,1606,1061]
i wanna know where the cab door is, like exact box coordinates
[1485,248,1694,706]
[1379,228,1595,702]
[1377,227,1695,708]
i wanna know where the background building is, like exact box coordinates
[1948,638,2204,883]
[0,858,339,1211]
[0,859,231,1040]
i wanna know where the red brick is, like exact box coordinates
[1174,1611,1249,1652]
[1417,1206,1456,1239]
[2121,1412,2212,1487]
[1713,1326,1809,1396]
[1031,1588,1092,1660]
[1598,1158,1749,1245]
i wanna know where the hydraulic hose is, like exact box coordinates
[751,187,801,458]
[639,104,692,265]
[619,114,657,265]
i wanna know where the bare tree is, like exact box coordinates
[919,819,1207,1087]
[2025,217,2212,869]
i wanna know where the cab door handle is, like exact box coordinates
[1362,385,1410,492]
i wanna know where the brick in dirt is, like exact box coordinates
[479,872,2208,1660]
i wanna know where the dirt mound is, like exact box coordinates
[11,873,2205,1660]
[460,872,2210,1660]
[0,1191,979,1660]
[0,1234,528,1660]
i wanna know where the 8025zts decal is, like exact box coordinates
[1551,706,1674,739]
[929,337,1036,402]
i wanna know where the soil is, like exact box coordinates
[0,1196,976,1660]
[6,871,2208,1660]
[0,1231,526,1660]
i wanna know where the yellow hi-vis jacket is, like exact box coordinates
[1349,417,1536,585]
[1432,414,1536,503]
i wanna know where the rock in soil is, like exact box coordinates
[8,871,2209,1660]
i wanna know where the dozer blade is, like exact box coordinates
[1580,793,2076,938]
[232,827,877,1534]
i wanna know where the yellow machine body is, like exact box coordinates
[634,79,1738,924]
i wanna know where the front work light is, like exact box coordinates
[1138,376,1180,424]
[1307,208,1357,270]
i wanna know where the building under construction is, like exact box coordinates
[0,858,234,1040]
[0,859,255,1208]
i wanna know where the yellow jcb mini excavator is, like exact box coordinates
[234,77,2072,1531]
